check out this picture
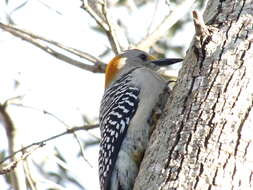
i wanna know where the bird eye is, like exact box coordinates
[139,53,148,61]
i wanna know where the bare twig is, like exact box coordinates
[36,0,62,15]
[1,100,99,175]
[192,10,210,42]
[136,0,196,50]
[0,160,17,174]
[0,104,26,189]
[0,124,99,170]
[8,102,99,167]
[80,0,128,54]
[101,1,122,54]
[9,103,70,128]
[192,10,211,66]
[10,102,100,141]
[23,157,38,190]
[72,131,94,168]
[81,0,108,30]
[0,22,106,73]
[0,145,42,175]
[0,104,14,150]
[9,1,29,16]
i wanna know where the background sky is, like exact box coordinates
[0,0,196,189]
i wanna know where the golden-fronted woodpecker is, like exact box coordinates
[98,49,182,190]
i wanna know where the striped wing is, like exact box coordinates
[99,71,140,190]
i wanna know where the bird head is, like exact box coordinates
[105,49,183,88]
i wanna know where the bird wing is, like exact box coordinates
[99,71,140,190]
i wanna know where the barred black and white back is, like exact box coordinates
[99,68,140,190]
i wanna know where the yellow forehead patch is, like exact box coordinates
[148,55,156,61]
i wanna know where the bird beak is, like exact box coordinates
[151,58,183,66]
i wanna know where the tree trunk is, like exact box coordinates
[134,0,253,189]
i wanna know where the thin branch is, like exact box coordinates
[0,104,14,148]
[9,1,29,16]
[0,104,26,189]
[0,145,42,175]
[81,0,109,31]
[72,131,94,168]
[0,124,99,169]
[0,22,106,73]
[136,0,196,50]
[9,103,70,128]
[8,103,99,167]
[1,99,99,175]
[12,104,94,167]
[36,0,63,15]
[101,1,122,54]
[0,160,17,175]
[23,158,38,190]
[192,10,211,66]
[192,10,210,42]
[80,0,127,54]
[9,102,99,139]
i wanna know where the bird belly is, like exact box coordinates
[109,126,148,190]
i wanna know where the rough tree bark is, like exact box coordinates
[134,0,253,190]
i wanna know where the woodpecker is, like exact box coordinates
[99,49,182,190]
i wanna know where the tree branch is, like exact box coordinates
[0,124,99,174]
[101,1,122,54]
[80,0,128,54]
[9,102,99,168]
[0,104,26,190]
[80,0,109,31]
[1,100,99,174]
[136,0,196,50]
[192,10,209,38]
[0,22,106,73]
[0,145,42,175]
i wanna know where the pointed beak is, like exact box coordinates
[151,58,183,66]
